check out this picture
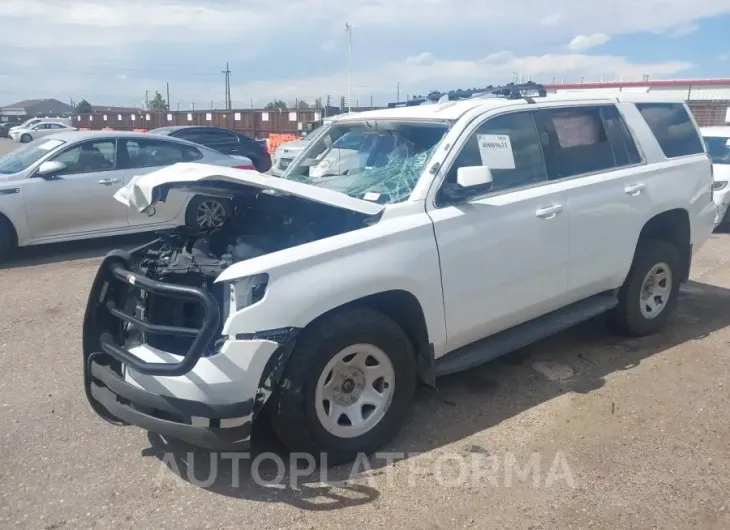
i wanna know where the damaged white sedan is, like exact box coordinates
[83,87,715,463]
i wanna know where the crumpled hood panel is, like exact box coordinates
[113,162,385,217]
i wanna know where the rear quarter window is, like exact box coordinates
[635,102,704,158]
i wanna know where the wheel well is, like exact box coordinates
[636,209,691,281]
[0,211,18,245]
[306,290,435,387]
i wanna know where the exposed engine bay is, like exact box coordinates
[123,189,377,355]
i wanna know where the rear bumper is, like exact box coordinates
[713,186,730,226]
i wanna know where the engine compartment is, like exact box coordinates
[124,189,376,355]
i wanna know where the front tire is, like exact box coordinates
[0,216,17,262]
[184,195,232,231]
[610,238,681,337]
[20,134,31,143]
[267,308,417,464]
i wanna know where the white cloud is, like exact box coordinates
[223,52,692,105]
[569,33,611,51]
[406,52,436,66]
[667,23,699,37]
[0,0,726,106]
[540,14,563,26]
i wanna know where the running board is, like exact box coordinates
[434,292,619,377]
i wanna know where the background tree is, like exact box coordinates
[147,91,168,112]
[75,99,92,114]
[264,99,287,110]
[296,100,311,109]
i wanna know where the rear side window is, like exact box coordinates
[540,106,618,178]
[179,129,238,146]
[635,103,704,158]
[119,139,202,169]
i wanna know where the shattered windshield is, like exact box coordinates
[283,119,450,204]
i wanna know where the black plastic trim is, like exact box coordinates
[90,382,251,450]
[90,361,254,419]
[99,261,221,376]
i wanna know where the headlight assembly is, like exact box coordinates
[229,274,269,311]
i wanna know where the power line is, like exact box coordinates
[222,62,232,110]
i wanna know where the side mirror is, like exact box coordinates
[456,166,493,188]
[439,166,494,205]
[36,160,66,179]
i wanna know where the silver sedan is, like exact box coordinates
[0,130,255,259]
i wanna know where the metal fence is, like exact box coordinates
[687,100,730,127]
[74,107,353,138]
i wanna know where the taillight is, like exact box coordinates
[234,164,255,170]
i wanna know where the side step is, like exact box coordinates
[434,291,619,377]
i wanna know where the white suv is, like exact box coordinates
[82,86,715,463]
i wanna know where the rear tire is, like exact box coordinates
[184,195,232,231]
[267,308,417,465]
[610,238,681,337]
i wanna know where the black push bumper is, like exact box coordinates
[82,245,252,450]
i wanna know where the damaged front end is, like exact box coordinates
[83,164,383,449]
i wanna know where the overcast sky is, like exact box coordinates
[1,0,729,109]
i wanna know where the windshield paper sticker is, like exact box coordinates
[38,140,64,151]
[477,134,515,169]
[363,192,381,201]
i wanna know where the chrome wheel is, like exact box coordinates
[315,343,395,439]
[195,199,226,229]
[640,262,672,319]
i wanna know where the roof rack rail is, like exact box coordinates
[386,81,547,108]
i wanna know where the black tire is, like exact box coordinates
[20,134,31,143]
[0,215,17,262]
[184,195,232,231]
[610,238,681,337]
[267,308,417,465]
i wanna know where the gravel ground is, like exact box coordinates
[1,137,729,529]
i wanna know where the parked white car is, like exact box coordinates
[0,131,254,259]
[270,136,312,176]
[10,120,77,143]
[700,126,730,227]
[308,131,370,178]
[82,88,715,463]
[8,117,71,137]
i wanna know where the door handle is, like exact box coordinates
[624,183,645,196]
[98,178,120,185]
[535,205,564,220]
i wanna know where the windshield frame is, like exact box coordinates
[280,117,452,204]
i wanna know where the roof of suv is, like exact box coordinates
[331,91,690,123]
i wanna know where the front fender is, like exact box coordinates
[218,211,448,357]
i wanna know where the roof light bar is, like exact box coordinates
[386,82,547,107]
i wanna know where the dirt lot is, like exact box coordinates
[1,137,729,529]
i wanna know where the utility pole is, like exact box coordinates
[222,62,232,110]
[145,90,149,109]
[397,82,400,103]
[166,82,171,111]
[345,23,353,113]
